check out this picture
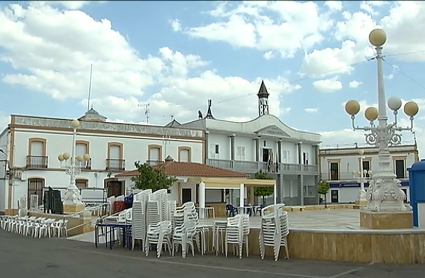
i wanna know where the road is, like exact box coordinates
[1,229,424,278]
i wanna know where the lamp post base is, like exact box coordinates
[360,210,413,229]
[364,174,409,212]
[63,204,86,214]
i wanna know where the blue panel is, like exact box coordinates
[408,159,425,172]
[412,202,418,227]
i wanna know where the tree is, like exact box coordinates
[317,180,330,208]
[253,170,274,205]
[131,161,177,192]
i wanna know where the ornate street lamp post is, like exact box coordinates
[57,119,90,212]
[344,29,419,213]
[352,149,371,205]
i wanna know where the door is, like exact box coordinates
[331,190,339,203]
[182,188,192,203]
[28,178,45,208]
[107,181,123,197]
[262,148,269,162]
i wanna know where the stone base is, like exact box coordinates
[355,200,367,206]
[360,210,413,229]
[63,204,85,214]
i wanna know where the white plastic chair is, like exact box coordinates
[145,221,172,258]
[172,219,197,258]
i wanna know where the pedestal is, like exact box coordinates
[355,200,367,206]
[63,204,85,214]
[360,210,413,229]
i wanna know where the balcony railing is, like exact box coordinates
[146,160,162,166]
[206,158,318,174]
[26,156,48,169]
[320,171,408,182]
[106,159,125,171]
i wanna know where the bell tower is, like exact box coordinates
[257,80,269,116]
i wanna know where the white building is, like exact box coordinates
[319,143,419,204]
[0,109,204,215]
[173,81,322,206]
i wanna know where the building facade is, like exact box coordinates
[175,81,322,206]
[319,143,419,204]
[0,110,204,214]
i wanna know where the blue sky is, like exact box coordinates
[0,1,424,153]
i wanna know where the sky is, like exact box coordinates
[0,1,424,156]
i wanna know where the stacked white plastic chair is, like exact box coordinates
[172,202,199,258]
[149,189,168,221]
[225,214,250,259]
[145,220,172,258]
[258,204,289,261]
[131,201,145,250]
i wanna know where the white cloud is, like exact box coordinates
[349,80,362,88]
[184,1,333,58]
[34,1,101,10]
[325,1,343,12]
[0,3,165,100]
[263,51,274,60]
[313,78,342,93]
[305,108,318,113]
[170,19,181,32]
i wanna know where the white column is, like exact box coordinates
[239,183,244,213]
[273,183,277,205]
[199,182,206,219]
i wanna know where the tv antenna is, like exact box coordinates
[87,64,93,111]
[144,103,150,124]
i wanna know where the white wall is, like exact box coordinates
[320,146,417,180]
[207,133,230,160]
[13,128,203,170]
[325,186,410,203]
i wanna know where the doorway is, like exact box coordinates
[106,180,123,197]
[262,148,270,162]
[182,188,192,203]
[28,178,45,208]
[402,189,408,203]
[331,189,339,203]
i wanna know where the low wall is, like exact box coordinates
[283,204,355,212]
[244,228,425,264]
[28,212,95,237]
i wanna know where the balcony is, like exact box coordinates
[26,156,48,169]
[206,158,318,175]
[320,171,408,182]
[106,159,125,171]
[83,158,92,170]
[146,160,162,166]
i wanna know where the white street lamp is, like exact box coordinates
[58,119,90,209]
[344,29,419,212]
[351,149,372,205]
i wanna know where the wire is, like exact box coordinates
[385,50,425,58]
[147,60,368,120]
[382,59,425,92]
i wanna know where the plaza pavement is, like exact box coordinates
[1,228,425,278]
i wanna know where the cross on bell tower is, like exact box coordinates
[257,80,269,116]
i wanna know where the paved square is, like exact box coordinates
[2,228,425,278]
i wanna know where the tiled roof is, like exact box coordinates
[115,161,249,178]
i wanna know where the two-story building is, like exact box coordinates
[0,109,205,215]
[319,143,419,204]
[173,81,322,206]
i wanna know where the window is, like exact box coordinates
[330,162,339,180]
[178,147,191,162]
[362,160,370,177]
[395,159,405,178]
[76,179,88,189]
[215,144,219,154]
[76,141,90,169]
[282,151,289,163]
[303,152,309,165]
[236,146,246,161]
[107,142,124,171]
[27,138,47,168]
[148,144,162,164]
